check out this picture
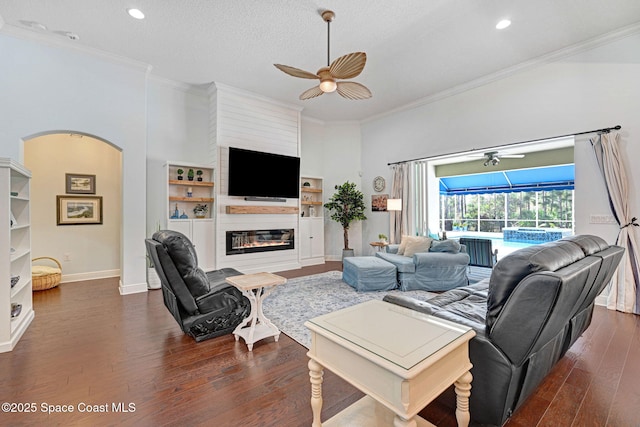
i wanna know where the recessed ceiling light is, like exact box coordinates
[496,19,511,30]
[127,8,145,20]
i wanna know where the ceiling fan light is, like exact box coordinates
[319,79,337,93]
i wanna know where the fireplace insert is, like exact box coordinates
[226,229,294,255]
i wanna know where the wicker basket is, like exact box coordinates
[32,257,62,291]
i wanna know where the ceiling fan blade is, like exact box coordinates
[300,85,324,100]
[336,81,372,100]
[329,52,367,79]
[274,64,319,79]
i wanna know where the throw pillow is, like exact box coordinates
[397,235,412,255]
[403,237,433,257]
[429,239,461,254]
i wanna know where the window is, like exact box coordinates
[439,189,574,232]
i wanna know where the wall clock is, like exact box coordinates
[373,176,386,192]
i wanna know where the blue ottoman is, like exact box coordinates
[343,256,397,292]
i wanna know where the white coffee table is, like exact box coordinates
[225,272,286,351]
[305,300,476,427]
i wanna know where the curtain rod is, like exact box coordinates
[387,125,622,166]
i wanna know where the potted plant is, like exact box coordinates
[193,204,208,218]
[187,168,195,181]
[324,181,367,258]
[177,168,184,180]
[196,169,203,182]
[378,233,388,243]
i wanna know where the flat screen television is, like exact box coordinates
[228,147,300,199]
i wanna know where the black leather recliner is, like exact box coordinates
[145,230,250,342]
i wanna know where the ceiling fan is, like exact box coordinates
[274,10,372,101]
[473,151,525,166]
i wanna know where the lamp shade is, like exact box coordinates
[387,199,402,211]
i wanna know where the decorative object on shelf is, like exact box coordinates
[10,275,20,288]
[10,211,17,228]
[193,204,208,219]
[65,173,96,194]
[180,210,189,219]
[10,191,18,197]
[56,195,103,225]
[187,187,193,197]
[11,303,22,318]
[371,194,388,212]
[196,170,203,181]
[177,168,184,180]
[378,234,388,243]
[187,168,195,181]
[303,181,311,187]
[373,176,385,192]
[309,207,316,217]
[32,257,62,291]
[171,203,179,219]
[324,181,367,258]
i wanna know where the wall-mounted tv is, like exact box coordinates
[228,147,300,199]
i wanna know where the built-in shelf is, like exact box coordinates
[301,187,322,193]
[301,201,323,205]
[1,158,33,353]
[169,197,214,203]
[168,180,214,187]
[225,205,299,215]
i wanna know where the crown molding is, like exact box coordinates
[362,22,640,125]
[147,74,208,97]
[0,23,151,74]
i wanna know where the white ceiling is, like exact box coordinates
[1,0,640,122]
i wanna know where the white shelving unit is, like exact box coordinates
[1,158,34,353]
[165,162,216,270]
[300,176,325,266]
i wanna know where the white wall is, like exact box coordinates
[146,78,210,235]
[0,33,149,294]
[361,33,640,248]
[25,134,121,281]
[300,120,364,259]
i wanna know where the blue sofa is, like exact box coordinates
[375,239,470,291]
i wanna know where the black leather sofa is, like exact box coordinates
[145,230,250,342]
[384,235,624,426]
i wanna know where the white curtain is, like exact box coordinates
[390,163,410,244]
[591,132,640,314]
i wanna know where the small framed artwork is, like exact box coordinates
[66,173,96,194]
[372,194,388,212]
[57,195,103,225]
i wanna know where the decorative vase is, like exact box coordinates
[342,249,355,260]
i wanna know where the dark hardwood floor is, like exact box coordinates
[0,261,638,426]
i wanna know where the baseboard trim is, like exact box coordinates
[61,269,120,283]
[119,280,149,295]
[0,309,34,353]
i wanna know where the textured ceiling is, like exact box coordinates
[1,0,640,122]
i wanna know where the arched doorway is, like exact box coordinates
[24,132,122,284]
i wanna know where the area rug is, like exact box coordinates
[263,268,491,348]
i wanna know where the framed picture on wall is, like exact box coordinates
[372,194,388,212]
[57,195,103,225]
[66,173,96,194]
